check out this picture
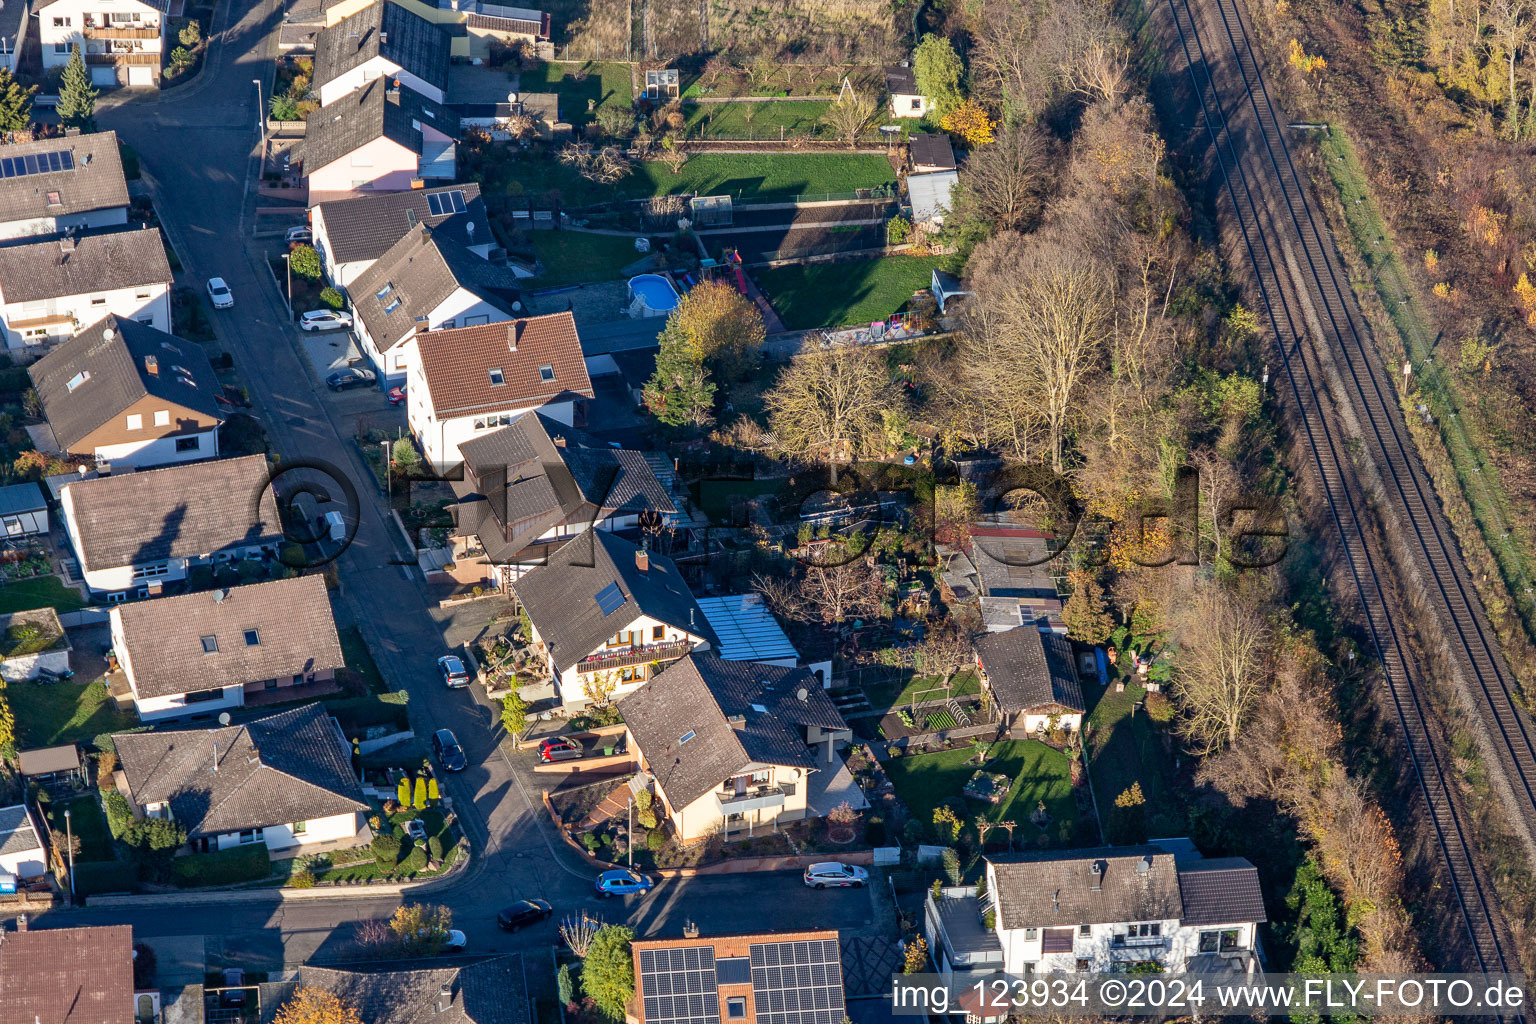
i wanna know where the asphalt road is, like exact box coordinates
[18,0,891,979]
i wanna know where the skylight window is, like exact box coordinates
[66,371,89,392]
[384,298,402,315]
[678,730,696,745]
[539,364,555,382]
[426,190,467,216]
[376,283,394,302]
[594,582,625,616]
[488,368,505,385]
[200,635,218,653]
[244,629,260,647]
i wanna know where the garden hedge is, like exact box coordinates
[167,844,272,887]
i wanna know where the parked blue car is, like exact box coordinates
[596,869,654,898]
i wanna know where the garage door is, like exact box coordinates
[127,65,152,86]
[89,66,116,87]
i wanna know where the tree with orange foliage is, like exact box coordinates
[940,100,995,146]
[272,988,363,1024]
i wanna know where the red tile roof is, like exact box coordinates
[416,312,593,418]
[0,924,135,1024]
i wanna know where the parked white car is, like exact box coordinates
[207,277,234,309]
[803,862,868,889]
[300,309,353,332]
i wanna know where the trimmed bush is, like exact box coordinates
[289,870,315,888]
[320,286,344,309]
[103,791,133,839]
[71,859,138,896]
[372,832,402,866]
[167,844,271,887]
[428,835,444,862]
[1143,691,1175,723]
[646,829,665,852]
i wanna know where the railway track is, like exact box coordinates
[1161,0,1533,976]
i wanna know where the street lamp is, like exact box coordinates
[253,77,266,158]
[381,439,392,505]
[280,252,292,319]
[627,797,633,869]
[64,808,74,900]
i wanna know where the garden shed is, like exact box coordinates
[18,744,84,791]
[0,606,70,682]
[0,482,47,537]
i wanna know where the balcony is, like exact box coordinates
[1107,938,1169,962]
[83,52,159,65]
[83,25,160,39]
[577,639,694,674]
[714,785,786,814]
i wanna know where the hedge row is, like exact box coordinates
[73,860,138,896]
[168,843,272,887]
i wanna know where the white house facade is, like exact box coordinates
[0,132,130,242]
[36,0,165,87]
[0,230,171,350]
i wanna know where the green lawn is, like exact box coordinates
[519,61,633,125]
[497,153,897,207]
[864,669,980,712]
[0,576,86,615]
[695,478,788,522]
[1084,678,1182,836]
[683,100,832,138]
[530,231,644,286]
[47,795,112,862]
[885,739,1076,842]
[8,677,136,750]
[756,255,943,330]
[338,626,386,694]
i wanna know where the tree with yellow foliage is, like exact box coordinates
[273,988,363,1024]
[940,99,995,146]
[1287,38,1326,76]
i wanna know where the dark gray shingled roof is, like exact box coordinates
[1176,857,1268,926]
[885,65,918,95]
[619,653,846,810]
[303,78,452,176]
[0,228,170,304]
[0,131,128,227]
[313,183,490,264]
[989,846,1183,929]
[350,223,522,352]
[293,956,529,1024]
[0,482,45,516]
[0,804,40,859]
[114,575,344,699]
[453,411,673,563]
[313,1,450,96]
[972,627,1084,714]
[909,133,956,170]
[511,532,714,673]
[30,314,223,450]
[60,454,281,573]
[114,703,366,838]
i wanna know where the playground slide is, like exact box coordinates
[732,266,748,295]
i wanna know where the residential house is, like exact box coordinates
[350,222,524,380]
[908,132,956,173]
[289,955,530,1024]
[303,78,457,202]
[695,593,833,688]
[109,575,344,721]
[907,170,957,232]
[0,131,129,242]
[57,453,282,597]
[36,0,165,87]
[410,312,592,468]
[449,412,674,586]
[0,482,48,537]
[924,843,1266,985]
[0,0,30,72]
[29,315,222,469]
[972,627,1085,735]
[0,804,45,881]
[625,931,845,1024]
[619,653,857,844]
[309,183,496,290]
[0,607,70,682]
[885,63,930,118]
[322,0,548,60]
[453,91,559,139]
[0,923,135,1024]
[313,1,449,106]
[512,531,714,708]
[112,702,370,855]
[0,229,172,350]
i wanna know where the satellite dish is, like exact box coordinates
[218,712,231,725]
[796,687,808,702]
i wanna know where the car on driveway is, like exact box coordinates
[206,277,234,309]
[498,899,553,931]
[433,728,467,772]
[443,929,468,952]
[285,226,313,244]
[438,654,469,688]
[538,736,582,763]
[596,869,653,898]
[326,367,377,391]
[300,309,353,332]
[803,862,868,889]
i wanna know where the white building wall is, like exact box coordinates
[0,842,47,879]
[38,0,165,72]
[132,683,244,722]
[0,280,170,349]
[92,428,218,470]
[317,60,445,107]
[367,286,510,381]
[0,206,128,243]
[539,613,711,708]
[259,810,360,850]
[415,396,576,469]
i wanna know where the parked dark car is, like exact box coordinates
[433,728,467,772]
[498,899,553,931]
[538,737,582,763]
[326,367,377,391]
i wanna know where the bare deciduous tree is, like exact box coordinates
[558,142,631,184]
[1171,586,1273,753]
[798,559,887,624]
[764,348,904,466]
[820,92,878,148]
[954,126,1052,231]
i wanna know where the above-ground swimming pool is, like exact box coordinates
[628,274,681,318]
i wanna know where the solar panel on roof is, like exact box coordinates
[594,581,625,616]
[426,189,467,216]
[749,940,842,1024]
[639,944,720,1024]
[717,958,750,985]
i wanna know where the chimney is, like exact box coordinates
[387,76,399,97]
[635,548,648,572]
[1088,861,1103,891]
[15,912,27,932]
[553,434,566,448]
[144,355,159,375]
[380,31,389,45]
[509,320,524,351]
[58,235,75,257]
[437,983,453,1013]
[348,31,360,48]
[211,741,218,772]
[726,714,745,730]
